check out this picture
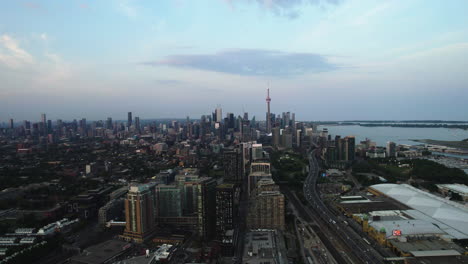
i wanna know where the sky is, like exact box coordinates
[1,0,468,122]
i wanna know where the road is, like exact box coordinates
[303,148,384,264]
[296,217,336,264]
[282,187,354,264]
[294,217,309,263]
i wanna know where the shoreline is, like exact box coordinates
[412,139,468,152]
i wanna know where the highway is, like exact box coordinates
[303,148,384,264]
[282,187,353,264]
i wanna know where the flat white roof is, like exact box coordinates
[410,249,461,257]
[370,184,468,239]
[369,219,445,238]
[368,210,406,217]
[340,200,376,204]
[340,196,364,199]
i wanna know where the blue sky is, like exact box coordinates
[1,0,468,121]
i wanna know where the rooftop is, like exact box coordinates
[437,184,468,195]
[129,183,156,193]
[370,184,468,239]
[242,230,287,264]
[70,239,131,264]
[389,239,465,257]
[216,183,236,189]
[369,219,445,238]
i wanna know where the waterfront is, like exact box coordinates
[318,125,468,148]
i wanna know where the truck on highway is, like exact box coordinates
[363,237,371,245]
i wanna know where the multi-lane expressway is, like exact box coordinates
[303,148,384,264]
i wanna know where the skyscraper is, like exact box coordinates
[41,113,46,125]
[272,127,280,148]
[8,119,13,129]
[266,88,271,134]
[79,118,87,135]
[57,119,63,131]
[251,144,264,161]
[345,136,356,161]
[223,148,243,183]
[216,184,239,256]
[335,135,343,160]
[47,120,52,134]
[127,112,132,127]
[227,113,235,129]
[284,112,290,128]
[247,179,284,231]
[135,116,140,132]
[281,129,293,149]
[215,107,222,123]
[41,113,47,134]
[155,184,182,217]
[387,141,396,158]
[291,113,295,128]
[197,177,217,240]
[248,162,272,195]
[106,117,113,129]
[122,184,156,243]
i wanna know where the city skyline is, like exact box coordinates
[1,2,468,262]
[1,0,468,120]
[4,111,468,124]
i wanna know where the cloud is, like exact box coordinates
[23,2,41,9]
[38,52,72,85]
[155,79,182,85]
[353,2,391,26]
[170,45,195,49]
[0,34,34,68]
[117,0,138,18]
[143,49,338,76]
[224,0,341,19]
[0,34,73,92]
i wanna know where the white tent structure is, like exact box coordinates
[370,183,468,239]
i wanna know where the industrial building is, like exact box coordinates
[242,230,288,264]
[340,183,468,259]
[369,184,468,240]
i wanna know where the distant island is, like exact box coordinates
[314,121,468,130]
[358,123,468,129]
[413,139,468,150]
[342,120,468,123]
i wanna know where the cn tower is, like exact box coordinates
[266,88,271,134]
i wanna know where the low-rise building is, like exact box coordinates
[19,237,36,244]
[14,228,36,235]
[0,237,18,246]
[366,148,386,158]
[437,184,468,202]
[242,230,288,264]
[69,239,131,264]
